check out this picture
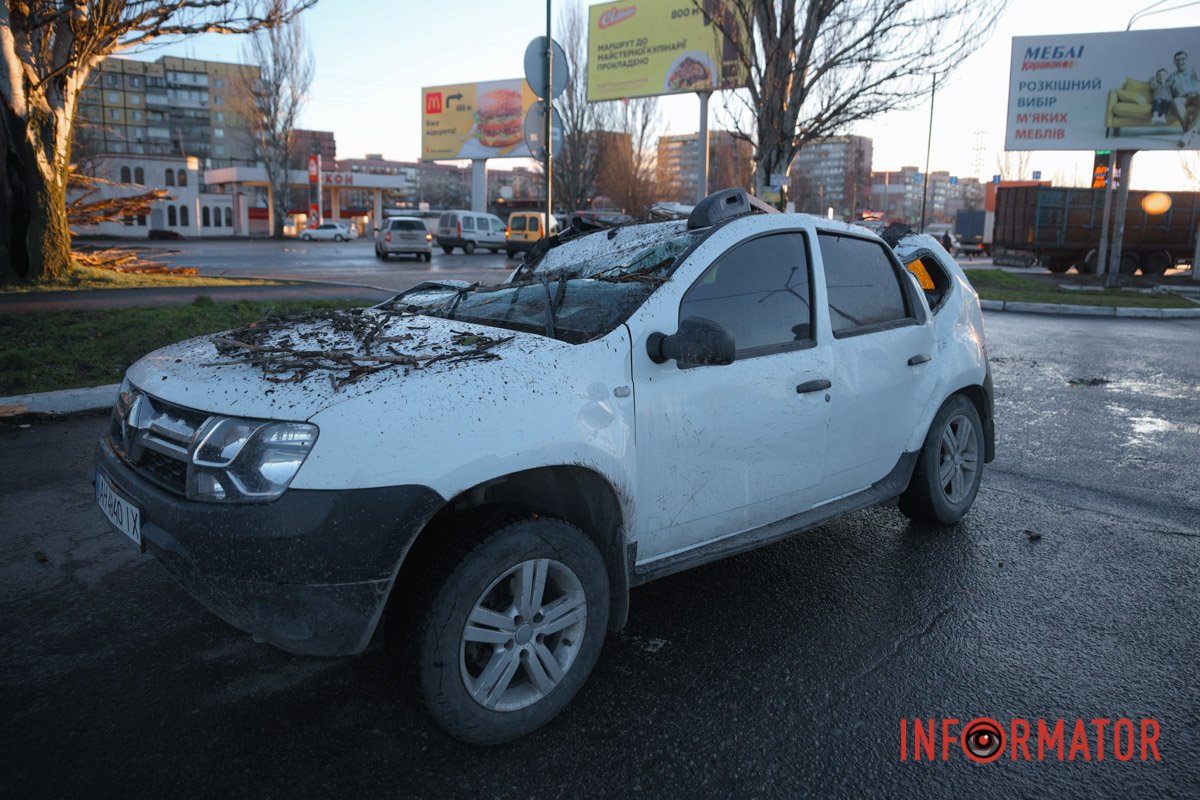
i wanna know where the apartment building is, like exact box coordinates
[787,135,873,219]
[77,56,259,163]
[655,131,753,202]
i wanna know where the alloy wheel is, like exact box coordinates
[938,413,979,504]
[459,558,587,712]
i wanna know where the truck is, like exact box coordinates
[955,209,993,256]
[992,185,1200,275]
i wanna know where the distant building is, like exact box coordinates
[292,129,337,163]
[77,55,259,164]
[655,131,753,202]
[868,167,983,226]
[788,135,873,219]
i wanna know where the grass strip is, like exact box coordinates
[0,297,368,396]
[964,269,1195,309]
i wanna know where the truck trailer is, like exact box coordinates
[992,185,1200,275]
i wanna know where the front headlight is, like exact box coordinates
[188,417,318,502]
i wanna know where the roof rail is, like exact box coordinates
[687,188,779,230]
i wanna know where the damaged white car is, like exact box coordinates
[94,189,994,744]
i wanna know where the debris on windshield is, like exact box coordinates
[201,307,512,389]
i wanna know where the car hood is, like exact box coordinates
[125,309,566,421]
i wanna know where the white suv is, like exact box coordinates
[94,189,993,745]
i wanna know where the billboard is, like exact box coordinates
[422,79,539,160]
[587,0,747,102]
[1005,27,1200,151]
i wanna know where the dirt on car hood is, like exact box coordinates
[125,307,560,421]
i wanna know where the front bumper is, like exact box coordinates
[95,437,443,655]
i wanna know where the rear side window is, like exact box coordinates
[462,217,475,231]
[510,216,527,231]
[438,213,450,228]
[818,233,912,336]
[680,232,813,359]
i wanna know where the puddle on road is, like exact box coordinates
[1107,403,1200,448]
[1066,374,1198,400]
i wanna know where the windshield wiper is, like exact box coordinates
[540,274,569,339]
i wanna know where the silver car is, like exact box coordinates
[376,217,433,262]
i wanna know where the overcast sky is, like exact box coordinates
[130,0,1200,190]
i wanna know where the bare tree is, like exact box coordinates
[0,0,315,284]
[700,0,1008,195]
[996,150,1031,181]
[596,98,662,216]
[230,15,313,238]
[551,0,602,213]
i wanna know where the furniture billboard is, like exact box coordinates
[1006,27,1200,151]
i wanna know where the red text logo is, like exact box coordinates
[599,5,636,28]
[900,717,1162,763]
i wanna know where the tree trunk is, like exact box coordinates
[1,103,73,283]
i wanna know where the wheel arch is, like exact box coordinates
[389,465,631,635]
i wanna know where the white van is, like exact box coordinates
[435,211,507,254]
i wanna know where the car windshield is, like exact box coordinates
[380,221,702,343]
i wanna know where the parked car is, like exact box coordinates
[375,217,433,261]
[505,211,559,258]
[94,188,993,746]
[301,222,351,242]
[435,211,506,254]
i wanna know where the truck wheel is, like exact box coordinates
[899,395,984,526]
[1140,250,1172,276]
[398,512,609,745]
[1045,256,1071,273]
[1119,252,1140,275]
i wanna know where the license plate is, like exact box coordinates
[96,471,142,547]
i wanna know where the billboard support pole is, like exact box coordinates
[544,0,553,222]
[697,91,711,203]
[1095,151,1116,277]
[471,160,487,213]
[1192,208,1200,279]
[1104,150,1135,289]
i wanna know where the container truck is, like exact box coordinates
[992,185,1200,275]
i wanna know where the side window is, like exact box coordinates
[680,232,813,359]
[511,216,526,232]
[462,217,475,231]
[818,233,912,336]
[493,218,506,232]
[528,216,540,233]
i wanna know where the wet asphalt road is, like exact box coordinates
[1,312,1199,798]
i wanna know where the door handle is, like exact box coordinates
[907,354,932,366]
[796,379,832,394]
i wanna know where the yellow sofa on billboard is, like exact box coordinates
[1105,77,1198,137]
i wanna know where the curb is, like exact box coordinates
[979,299,1200,319]
[0,383,118,418]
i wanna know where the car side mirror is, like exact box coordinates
[646,317,735,368]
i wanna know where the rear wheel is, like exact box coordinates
[1045,256,1071,274]
[899,395,984,525]
[1119,251,1140,275]
[423,252,432,262]
[441,246,454,254]
[397,513,609,745]
[1141,250,1172,276]
[334,234,344,242]
[463,240,477,255]
[506,249,516,259]
[301,233,312,242]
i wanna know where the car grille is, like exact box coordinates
[109,389,212,497]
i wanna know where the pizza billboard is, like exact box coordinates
[421,79,539,160]
[587,0,747,102]
[1005,27,1200,151]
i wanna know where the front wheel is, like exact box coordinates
[463,240,477,255]
[399,513,609,745]
[899,395,983,525]
[301,234,312,242]
[441,245,454,254]
[423,252,432,262]
[334,234,344,242]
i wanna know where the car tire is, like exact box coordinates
[463,240,477,255]
[442,246,454,254]
[396,510,609,746]
[423,252,432,262]
[334,234,344,242]
[898,394,984,525]
[302,234,312,242]
[375,247,386,260]
[489,248,499,254]
[506,249,516,259]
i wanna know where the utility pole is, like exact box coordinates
[544,0,553,222]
